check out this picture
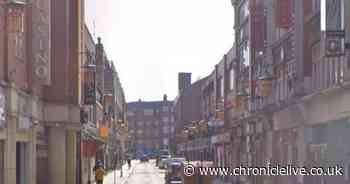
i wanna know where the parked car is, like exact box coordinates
[140,154,149,162]
[164,157,186,169]
[165,160,184,184]
[158,155,171,169]
[157,149,171,167]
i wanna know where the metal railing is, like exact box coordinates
[311,54,349,92]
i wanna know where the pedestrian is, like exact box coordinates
[127,157,131,169]
[94,161,105,184]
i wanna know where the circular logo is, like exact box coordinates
[183,164,195,177]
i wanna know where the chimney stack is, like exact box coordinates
[178,73,192,93]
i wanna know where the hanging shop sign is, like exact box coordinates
[325,30,345,57]
[99,126,109,139]
[211,132,231,144]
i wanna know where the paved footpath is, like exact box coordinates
[125,159,165,184]
[94,161,136,184]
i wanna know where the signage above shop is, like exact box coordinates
[211,132,230,144]
[208,120,224,127]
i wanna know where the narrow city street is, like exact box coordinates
[125,160,165,184]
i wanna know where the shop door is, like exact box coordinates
[16,142,27,184]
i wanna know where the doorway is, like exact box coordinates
[16,142,27,184]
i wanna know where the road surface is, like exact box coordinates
[125,160,165,184]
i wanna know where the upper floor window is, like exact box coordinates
[127,111,134,116]
[229,68,235,91]
[14,34,24,61]
[240,41,250,66]
[162,106,169,113]
[239,0,249,24]
[238,22,249,44]
[312,0,321,14]
[220,77,224,98]
[162,116,169,123]
[143,109,153,116]
[325,0,343,30]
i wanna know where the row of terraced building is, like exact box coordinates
[0,0,128,184]
[175,0,350,184]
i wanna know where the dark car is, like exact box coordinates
[140,154,149,162]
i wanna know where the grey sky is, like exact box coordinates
[85,0,234,102]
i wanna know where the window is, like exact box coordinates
[108,105,113,115]
[240,41,250,66]
[162,106,169,113]
[162,116,169,123]
[15,34,24,60]
[239,23,249,43]
[137,121,143,126]
[127,111,134,116]
[163,138,169,145]
[220,77,224,98]
[143,109,153,116]
[239,0,249,24]
[325,0,343,30]
[229,68,235,91]
[312,0,321,14]
[154,121,159,126]
[163,126,169,134]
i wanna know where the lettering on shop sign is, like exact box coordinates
[32,1,51,85]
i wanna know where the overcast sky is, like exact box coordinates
[85,0,234,102]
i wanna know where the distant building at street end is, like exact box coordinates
[127,95,174,155]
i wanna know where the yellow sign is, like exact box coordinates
[100,127,109,138]
[217,111,224,120]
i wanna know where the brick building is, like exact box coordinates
[127,95,174,155]
[0,0,84,183]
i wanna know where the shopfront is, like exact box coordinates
[211,132,230,181]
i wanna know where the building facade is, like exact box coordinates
[80,26,127,184]
[127,96,174,155]
[177,1,350,184]
[0,0,84,184]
